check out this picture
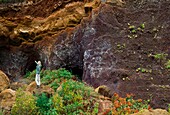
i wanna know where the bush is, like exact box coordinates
[104,93,151,115]
[55,79,99,114]
[11,88,38,115]
[41,68,73,91]
[36,93,57,115]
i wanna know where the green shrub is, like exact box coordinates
[56,68,72,79]
[52,94,64,114]
[36,93,56,115]
[11,88,38,115]
[55,79,98,114]
[41,68,73,91]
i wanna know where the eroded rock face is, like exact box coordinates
[72,1,170,109]
[0,70,10,92]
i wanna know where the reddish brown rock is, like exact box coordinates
[0,89,16,111]
[10,82,27,91]
[98,100,112,114]
[95,85,111,98]
[131,109,170,115]
[26,81,37,93]
[26,81,54,95]
[0,70,10,92]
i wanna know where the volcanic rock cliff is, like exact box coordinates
[0,0,170,109]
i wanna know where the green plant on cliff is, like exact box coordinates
[11,88,38,115]
[136,67,152,73]
[55,79,99,114]
[165,60,170,69]
[151,53,168,60]
[168,104,170,113]
[36,93,57,115]
[41,68,73,91]
[24,70,36,80]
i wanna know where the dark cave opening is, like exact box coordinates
[63,66,83,81]
[24,53,40,75]
[25,61,37,74]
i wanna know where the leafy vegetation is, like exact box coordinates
[136,67,152,73]
[11,68,156,115]
[11,88,38,115]
[36,93,56,115]
[0,108,4,115]
[103,93,151,115]
[148,53,168,60]
[165,60,170,69]
[24,70,36,80]
[127,22,145,39]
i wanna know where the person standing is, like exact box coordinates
[35,61,42,88]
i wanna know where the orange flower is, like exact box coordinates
[137,99,142,102]
[114,93,119,98]
[126,93,132,98]
[127,107,131,114]
[126,93,134,98]
[127,101,132,106]
[121,98,126,105]
[134,109,139,113]
[114,100,120,108]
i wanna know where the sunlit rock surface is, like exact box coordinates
[0,70,10,92]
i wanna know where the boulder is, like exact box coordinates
[131,109,170,115]
[10,82,27,91]
[0,70,10,92]
[0,89,16,110]
[26,81,37,93]
[98,100,112,114]
[95,85,111,98]
[26,81,54,95]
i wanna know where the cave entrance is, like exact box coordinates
[26,61,37,73]
[63,66,83,81]
[24,53,40,76]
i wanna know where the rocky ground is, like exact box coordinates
[0,0,170,110]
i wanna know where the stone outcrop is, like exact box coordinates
[26,81,54,95]
[131,109,170,115]
[0,89,16,111]
[98,100,112,114]
[95,85,111,98]
[26,81,37,93]
[0,70,10,92]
